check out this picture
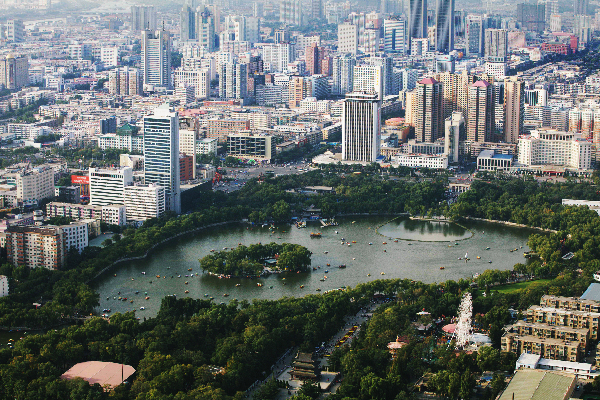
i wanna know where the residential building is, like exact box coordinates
[504,76,525,143]
[15,167,55,207]
[131,5,156,31]
[59,222,89,254]
[338,23,359,55]
[108,67,142,96]
[207,119,250,141]
[331,54,356,96]
[353,65,384,100]
[6,20,25,43]
[526,305,600,339]
[101,205,126,226]
[89,167,133,206]
[467,80,495,143]
[414,77,443,142]
[46,202,103,221]
[143,104,181,214]
[0,276,7,297]
[280,0,302,25]
[219,62,247,101]
[502,332,582,362]
[97,123,143,153]
[197,138,218,155]
[0,54,29,90]
[180,129,197,179]
[342,92,381,162]
[517,3,546,32]
[445,111,465,163]
[124,184,165,223]
[540,295,600,313]
[6,226,64,269]
[174,68,210,99]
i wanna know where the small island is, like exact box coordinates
[199,242,312,277]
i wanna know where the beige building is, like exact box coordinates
[15,167,55,206]
[501,333,582,362]
[509,320,589,346]
[467,80,495,143]
[0,54,29,90]
[526,305,600,339]
[414,77,443,143]
[540,295,600,313]
[504,76,525,143]
[227,132,275,162]
[6,226,64,269]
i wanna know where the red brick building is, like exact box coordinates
[179,154,194,181]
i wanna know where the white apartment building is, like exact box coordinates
[124,185,166,223]
[0,275,7,297]
[391,153,449,169]
[101,205,127,226]
[300,97,332,113]
[248,113,272,130]
[174,68,210,99]
[97,133,144,153]
[260,44,294,73]
[58,222,88,254]
[518,129,592,170]
[89,167,133,206]
[338,23,358,54]
[15,167,55,206]
[100,47,119,68]
[197,138,218,155]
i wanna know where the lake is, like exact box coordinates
[94,216,537,317]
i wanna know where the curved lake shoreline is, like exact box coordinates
[93,215,538,317]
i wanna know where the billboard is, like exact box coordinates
[71,175,89,184]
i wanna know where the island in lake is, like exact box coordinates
[199,242,312,277]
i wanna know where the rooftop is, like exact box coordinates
[498,369,575,400]
[581,283,600,302]
[60,361,136,390]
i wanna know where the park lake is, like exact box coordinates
[94,216,538,317]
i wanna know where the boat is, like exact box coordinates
[310,232,322,238]
[347,243,351,246]
[326,263,330,266]
[488,261,492,263]
[130,300,133,303]
[380,272,385,275]
[324,251,328,254]
[352,241,356,243]
[141,272,146,275]
[145,296,149,300]
[339,265,347,269]
[368,243,372,245]
[188,268,193,271]
[486,247,490,250]
[139,307,145,310]
[235,283,241,287]
[325,270,329,273]
[476,256,481,259]
[320,278,325,282]
[300,285,304,288]
[352,258,356,260]
[184,290,189,294]
[316,288,321,291]
[257,283,263,287]
[367,274,371,277]
[382,242,387,245]
[155,275,160,278]
[394,239,398,243]
[223,293,229,297]
[440,267,445,270]
[185,281,188,285]
[269,286,273,289]
[204,294,209,296]
[335,231,338,234]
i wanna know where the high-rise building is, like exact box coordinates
[368,55,394,96]
[131,5,157,31]
[306,43,321,75]
[414,77,443,142]
[381,0,403,15]
[409,0,428,45]
[516,3,545,32]
[108,67,142,96]
[141,29,172,91]
[253,2,264,18]
[222,15,260,45]
[310,0,323,19]
[332,54,356,96]
[466,15,484,56]
[219,62,247,100]
[196,8,216,51]
[180,5,196,41]
[280,0,302,25]
[0,54,29,90]
[260,43,294,72]
[174,68,210,99]
[384,17,408,53]
[504,76,525,143]
[89,167,134,206]
[338,23,359,54]
[6,20,24,43]
[485,28,507,62]
[124,185,166,223]
[353,65,384,100]
[467,80,495,143]
[400,68,419,91]
[575,0,589,15]
[342,92,381,162]
[435,0,455,53]
[445,111,465,163]
[144,105,181,214]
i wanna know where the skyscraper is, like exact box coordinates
[131,5,157,31]
[384,17,408,54]
[415,77,443,142]
[342,92,381,162]
[338,23,359,54]
[141,29,172,91]
[143,104,181,214]
[310,0,323,20]
[368,55,394,96]
[435,0,455,53]
[409,0,428,45]
[196,8,216,51]
[332,54,356,96]
[280,0,302,25]
[465,15,484,57]
[0,54,29,90]
[484,28,507,80]
[467,80,494,143]
[181,6,195,41]
[503,77,525,143]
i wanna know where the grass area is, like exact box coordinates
[492,279,553,294]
